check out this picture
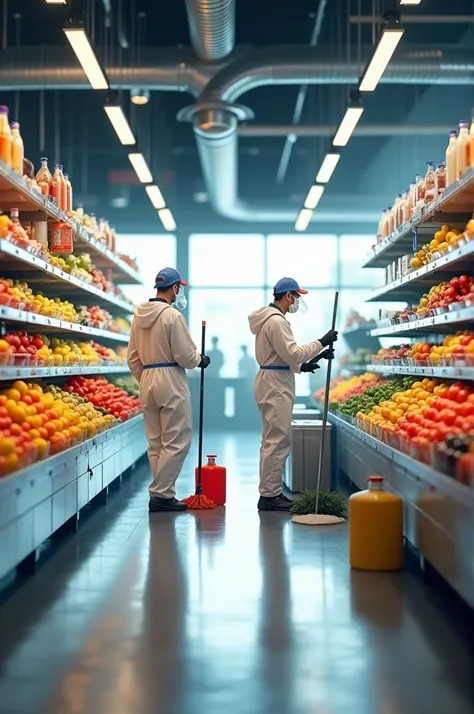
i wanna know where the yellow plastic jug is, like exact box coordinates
[349,476,403,571]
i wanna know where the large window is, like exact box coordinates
[115,234,177,305]
[189,234,265,286]
[266,235,338,287]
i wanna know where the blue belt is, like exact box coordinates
[259,365,290,371]
[143,362,179,369]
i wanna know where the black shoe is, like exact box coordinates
[149,496,188,512]
[280,493,293,503]
[258,495,292,512]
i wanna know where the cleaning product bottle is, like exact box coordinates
[349,476,403,571]
[456,121,470,179]
[196,454,227,506]
[0,106,12,168]
[35,157,52,196]
[10,122,24,175]
[445,130,458,185]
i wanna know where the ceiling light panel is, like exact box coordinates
[146,185,166,210]
[128,153,153,183]
[304,185,325,210]
[359,28,405,92]
[159,209,177,232]
[104,105,136,145]
[295,208,313,232]
[63,26,109,90]
[316,154,340,184]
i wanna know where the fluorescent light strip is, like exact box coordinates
[333,106,364,147]
[128,152,153,183]
[316,154,340,184]
[64,27,108,90]
[146,185,166,210]
[45,1,67,4]
[400,1,421,5]
[359,28,405,92]
[159,208,177,232]
[104,105,136,145]
[295,208,313,232]
[304,185,324,210]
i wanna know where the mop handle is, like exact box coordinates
[196,321,206,494]
[315,291,339,514]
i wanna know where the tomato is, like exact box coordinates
[439,408,456,426]
[458,275,471,289]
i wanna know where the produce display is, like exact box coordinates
[372,331,474,367]
[409,224,466,269]
[114,376,139,397]
[0,331,127,367]
[0,380,119,476]
[64,377,141,421]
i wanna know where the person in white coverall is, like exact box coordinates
[248,277,337,511]
[127,267,210,512]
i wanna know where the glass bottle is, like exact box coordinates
[10,122,24,175]
[435,163,446,196]
[0,106,12,168]
[57,165,67,211]
[445,130,458,186]
[415,173,424,209]
[424,162,436,204]
[51,165,63,208]
[469,114,474,169]
[35,157,52,196]
[407,182,416,218]
[397,191,407,227]
[64,173,73,213]
[456,121,470,180]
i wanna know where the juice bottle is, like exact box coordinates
[10,122,24,175]
[397,191,407,227]
[64,173,73,213]
[51,165,63,208]
[435,163,446,196]
[35,157,52,196]
[424,162,435,204]
[469,115,474,169]
[407,182,416,218]
[0,106,12,168]
[456,121,470,179]
[415,173,424,210]
[445,130,457,185]
[58,165,67,211]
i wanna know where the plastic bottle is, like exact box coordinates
[456,121,470,180]
[195,454,227,505]
[58,165,67,211]
[445,130,458,186]
[10,122,24,175]
[397,191,407,227]
[64,173,73,213]
[407,182,416,218]
[469,115,474,169]
[51,165,63,209]
[415,173,424,210]
[349,476,403,571]
[0,106,12,168]
[435,163,446,196]
[424,162,436,204]
[35,157,52,196]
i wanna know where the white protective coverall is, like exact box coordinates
[248,306,322,497]
[127,301,201,498]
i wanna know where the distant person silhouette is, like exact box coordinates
[207,336,224,377]
[238,345,257,380]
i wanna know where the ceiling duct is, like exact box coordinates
[184,0,235,61]
[181,45,474,223]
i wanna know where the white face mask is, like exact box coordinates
[174,285,187,311]
[288,295,299,314]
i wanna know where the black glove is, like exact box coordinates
[199,355,210,369]
[318,347,335,361]
[301,360,320,373]
[319,329,338,347]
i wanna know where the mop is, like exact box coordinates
[182,321,216,510]
[291,291,346,526]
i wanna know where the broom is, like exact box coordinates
[292,291,345,526]
[182,321,216,510]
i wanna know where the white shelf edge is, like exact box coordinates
[0,364,131,381]
[364,363,474,380]
[370,305,474,336]
[0,305,131,342]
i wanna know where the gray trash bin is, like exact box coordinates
[284,420,332,493]
[292,407,321,421]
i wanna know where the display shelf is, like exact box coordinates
[0,304,130,343]
[342,321,377,335]
[0,161,142,286]
[0,364,130,381]
[363,167,474,269]
[365,363,474,380]
[0,238,133,315]
[370,305,474,337]
[368,240,474,302]
[329,410,474,607]
[0,414,147,581]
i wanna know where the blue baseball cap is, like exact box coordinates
[273,277,308,295]
[154,267,188,289]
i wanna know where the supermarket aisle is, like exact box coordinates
[0,433,472,714]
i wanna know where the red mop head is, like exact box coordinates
[181,494,216,510]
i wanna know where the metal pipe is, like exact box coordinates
[239,124,453,138]
[184,0,235,61]
[350,15,474,24]
[276,0,328,184]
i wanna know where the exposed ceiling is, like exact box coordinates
[1,0,473,233]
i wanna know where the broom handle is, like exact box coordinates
[315,291,339,515]
[196,321,206,495]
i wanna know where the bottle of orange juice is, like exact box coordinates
[51,165,63,209]
[456,121,470,179]
[469,114,474,169]
[35,157,52,196]
[445,130,457,186]
[63,173,73,213]
[0,106,12,168]
[10,122,24,175]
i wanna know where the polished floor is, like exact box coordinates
[0,433,472,714]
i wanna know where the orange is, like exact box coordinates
[29,429,40,440]
[27,389,41,403]
[4,452,19,473]
[0,437,15,456]
[30,383,43,394]
[10,406,26,425]
[31,437,48,459]
[0,339,10,353]
[37,427,49,440]
[12,380,28,397]
[43,421,56,438]
[5,388,21,403]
